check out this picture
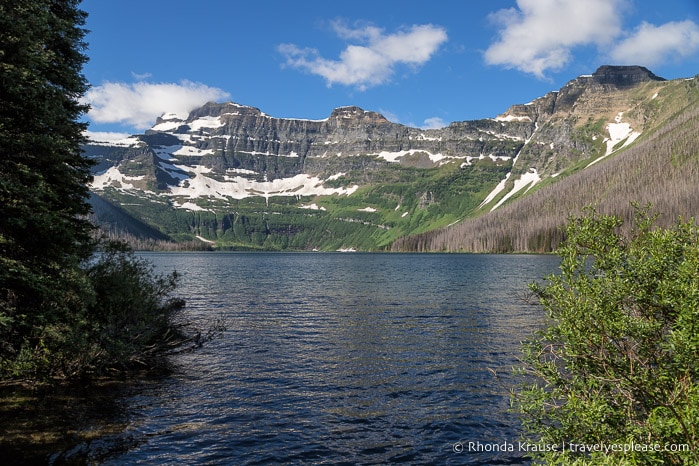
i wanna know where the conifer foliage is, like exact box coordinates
[0,0,95,374]
[0,1,187,380]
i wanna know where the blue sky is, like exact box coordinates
[81,0,699,138]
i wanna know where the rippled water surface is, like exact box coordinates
[71,253,559,464]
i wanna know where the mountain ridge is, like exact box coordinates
[85,65,698,251]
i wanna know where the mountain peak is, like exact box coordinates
[590,65,665,88]
[329,106,390,124]
[189,101,263,119]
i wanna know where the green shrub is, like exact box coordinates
[85,240,187,373]
[0,240,189,381]
[513,205,699,465]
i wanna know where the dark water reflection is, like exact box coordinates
[2,253,559,465]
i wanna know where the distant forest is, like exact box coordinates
[392,102,699,252]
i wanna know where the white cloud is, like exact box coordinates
[609,20,699,66]
[279,22,447,90]
[485,0,625,78]
[131,71,153,80]
[421,117,447,129]
[84,80,230,130]
[83,131,133,142]
[378,110,447,129]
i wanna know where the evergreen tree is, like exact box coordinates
[0,1,95,374]
[0,1,193,380]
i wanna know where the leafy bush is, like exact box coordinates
[513,205,699,465]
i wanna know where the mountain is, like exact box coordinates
[393,67,699,252]
[86,65,698,251]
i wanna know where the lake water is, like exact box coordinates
[52,252,560,465]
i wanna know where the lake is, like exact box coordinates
[44,252,560,464]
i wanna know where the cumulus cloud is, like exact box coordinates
[485,0,625,78]
[278,21,448,90]
[83,131,133,143]
[421,117,447,129]
[609,20,699,66]
[84,80,230,130]
[377,109,447,129]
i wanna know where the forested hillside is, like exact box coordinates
[392,77,699,252]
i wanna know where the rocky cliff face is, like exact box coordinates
[590,65,665,88]
[492,65,669,179]
[501,66,665,121]
[146,102,532,163]
[87,65,672,199]
[89,98,535,201]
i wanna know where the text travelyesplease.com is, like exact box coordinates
[452,440,691,454]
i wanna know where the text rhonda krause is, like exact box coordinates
[456,440,691,454]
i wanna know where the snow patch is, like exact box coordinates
[358,207,377,212]
[299,203,326,211]
[494,114,532,122]
[91,166,145,190]
[226,168,257,175]
[414,133,442,141]
[279,116,329,122]
[188,116,224,131]
[587,112,641,167]
[237,150,299,158]
[158,162,190,181]
[152,143,216,158]
[172,145,215,157]
[490,169,540,211]
[463,154,512,166]
[168,171,359,201]
[175,164,212,175]
[160,112,186,120]
[151,120,183,132]
[173,201,213,212]
[153,145,180,161]
[375,149,445,163]
[479,172,511,208]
